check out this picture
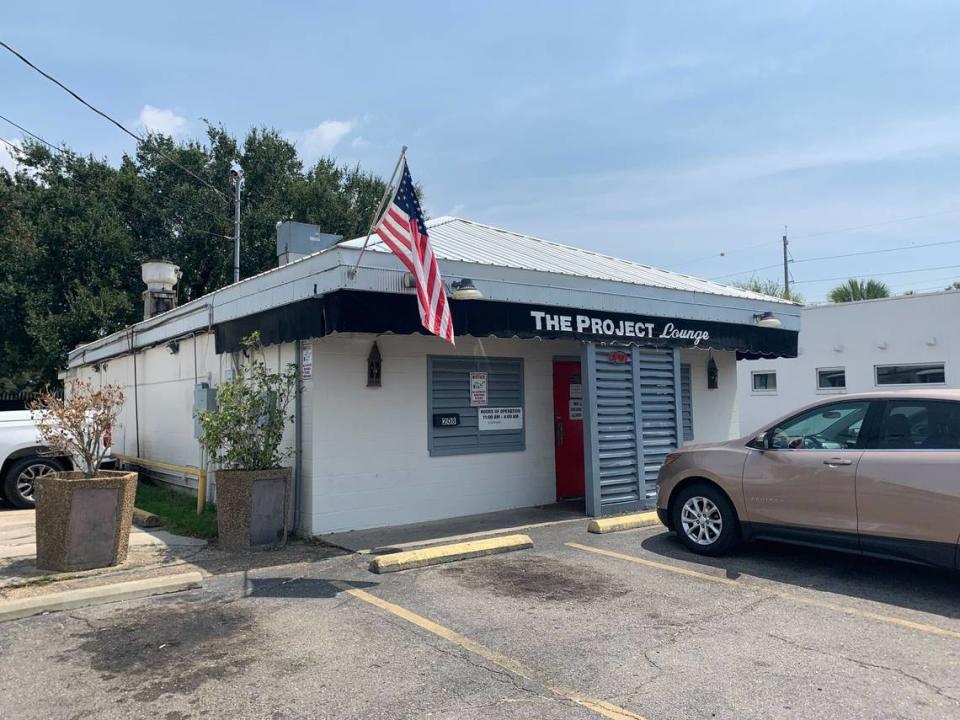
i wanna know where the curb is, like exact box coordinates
[587,511,660,534]
[369,534,533,574]
[132,507,163,528]
[0,571,204,623]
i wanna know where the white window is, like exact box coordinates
[751,371,777,393]
[875,363,946,386]
[817,367,846,392]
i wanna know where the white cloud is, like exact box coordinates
[138,105,188,137]
[350,135,370,149]
[0,138,21,173]
[287,120,355,162]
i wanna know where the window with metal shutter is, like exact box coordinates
[680,363,693,442]
[427,356,525,456]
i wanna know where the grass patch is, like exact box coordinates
[135,483,218,539]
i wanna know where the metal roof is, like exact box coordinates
[340,217,795,305]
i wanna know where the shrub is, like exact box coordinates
[197,332,299,470]
[30,379,125,478]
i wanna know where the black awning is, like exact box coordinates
[215,290,798,358]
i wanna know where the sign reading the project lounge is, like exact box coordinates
[529,310,710,346]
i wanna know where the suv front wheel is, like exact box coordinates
[3,457,64,509]
[671,483,740,556]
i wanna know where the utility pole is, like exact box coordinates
[782,226,790,297]
[230,161,244,284]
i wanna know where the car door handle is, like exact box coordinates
[823,458,853,466]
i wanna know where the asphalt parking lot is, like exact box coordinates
[2,518,960,720]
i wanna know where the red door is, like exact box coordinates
[553,360,585,499]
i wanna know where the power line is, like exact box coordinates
[684,206,960,270]
[710,237,960,281]
[792,263,960,285]
[0,111,232,239]
[790,210,960,240]
[0,39,226,200]
[0,112,65,153]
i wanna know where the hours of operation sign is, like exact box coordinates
[478,407,523,431]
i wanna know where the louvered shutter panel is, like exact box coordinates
[680,363,693,442]
[635,348,681,496]
[592,345,642,510]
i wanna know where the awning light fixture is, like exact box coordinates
[449,278,483,300]
[753,311,782,329]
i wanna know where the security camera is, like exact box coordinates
[229,161,244,181]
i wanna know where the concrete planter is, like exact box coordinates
[34,470,138,572]
[215,467,291,550]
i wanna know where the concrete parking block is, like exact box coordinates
[0,571,204,622]
[369,533,533,573]
[587,511,660,534]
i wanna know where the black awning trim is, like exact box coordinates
[215,290,799,358]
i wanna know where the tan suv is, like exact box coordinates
[656,389,960,567]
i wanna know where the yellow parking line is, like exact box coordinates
[330,580,647,720]
[566,542,960,641]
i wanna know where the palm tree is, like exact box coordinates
[828,279,890,303]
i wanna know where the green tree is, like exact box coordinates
[0,125,390,390]
[732,276,804,303]
[828,279,890,303]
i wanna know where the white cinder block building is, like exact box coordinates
[737,291,960,435]
[66,217,799,535]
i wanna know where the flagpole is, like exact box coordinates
[348,145,408,278]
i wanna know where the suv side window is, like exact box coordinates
[768,401,871,450]
[870,400,960,450]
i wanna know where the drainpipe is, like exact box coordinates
[292,339,303,534]
[130,330,140,458]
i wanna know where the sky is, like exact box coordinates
[4,1,960,304]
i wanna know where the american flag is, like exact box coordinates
[375,160,455,344]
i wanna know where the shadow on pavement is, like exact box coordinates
[246,577,378,599]
[640,529,960,620]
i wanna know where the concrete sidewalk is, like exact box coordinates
[0,508,207,590]
[0,509,207,561]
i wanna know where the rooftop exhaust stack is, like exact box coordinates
[276,221,343,266]
[142,260,180,319]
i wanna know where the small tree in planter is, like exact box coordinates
[198,332,299,549]
[30,380,137,571]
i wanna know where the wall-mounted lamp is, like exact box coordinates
[166,340,180,355]
[707,354,719,390]
[449,278,483,300]
[402,273,484,301]
[367,341,382,387]
[753,311,782,329]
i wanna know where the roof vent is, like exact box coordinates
[276,221,343,266]
[142,260,180,319]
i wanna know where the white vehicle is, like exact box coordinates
[0,410,72,508]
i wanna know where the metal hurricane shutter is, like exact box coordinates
[636,348,681,497]
[584,343,644,515]
[680,363,694,442]
[427,357,525,456]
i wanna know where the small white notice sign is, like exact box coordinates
[301,345,313,379]
[569,383,583,399]
[478,407,523,431]
[568,398,583,420]
[470,371,488,406]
